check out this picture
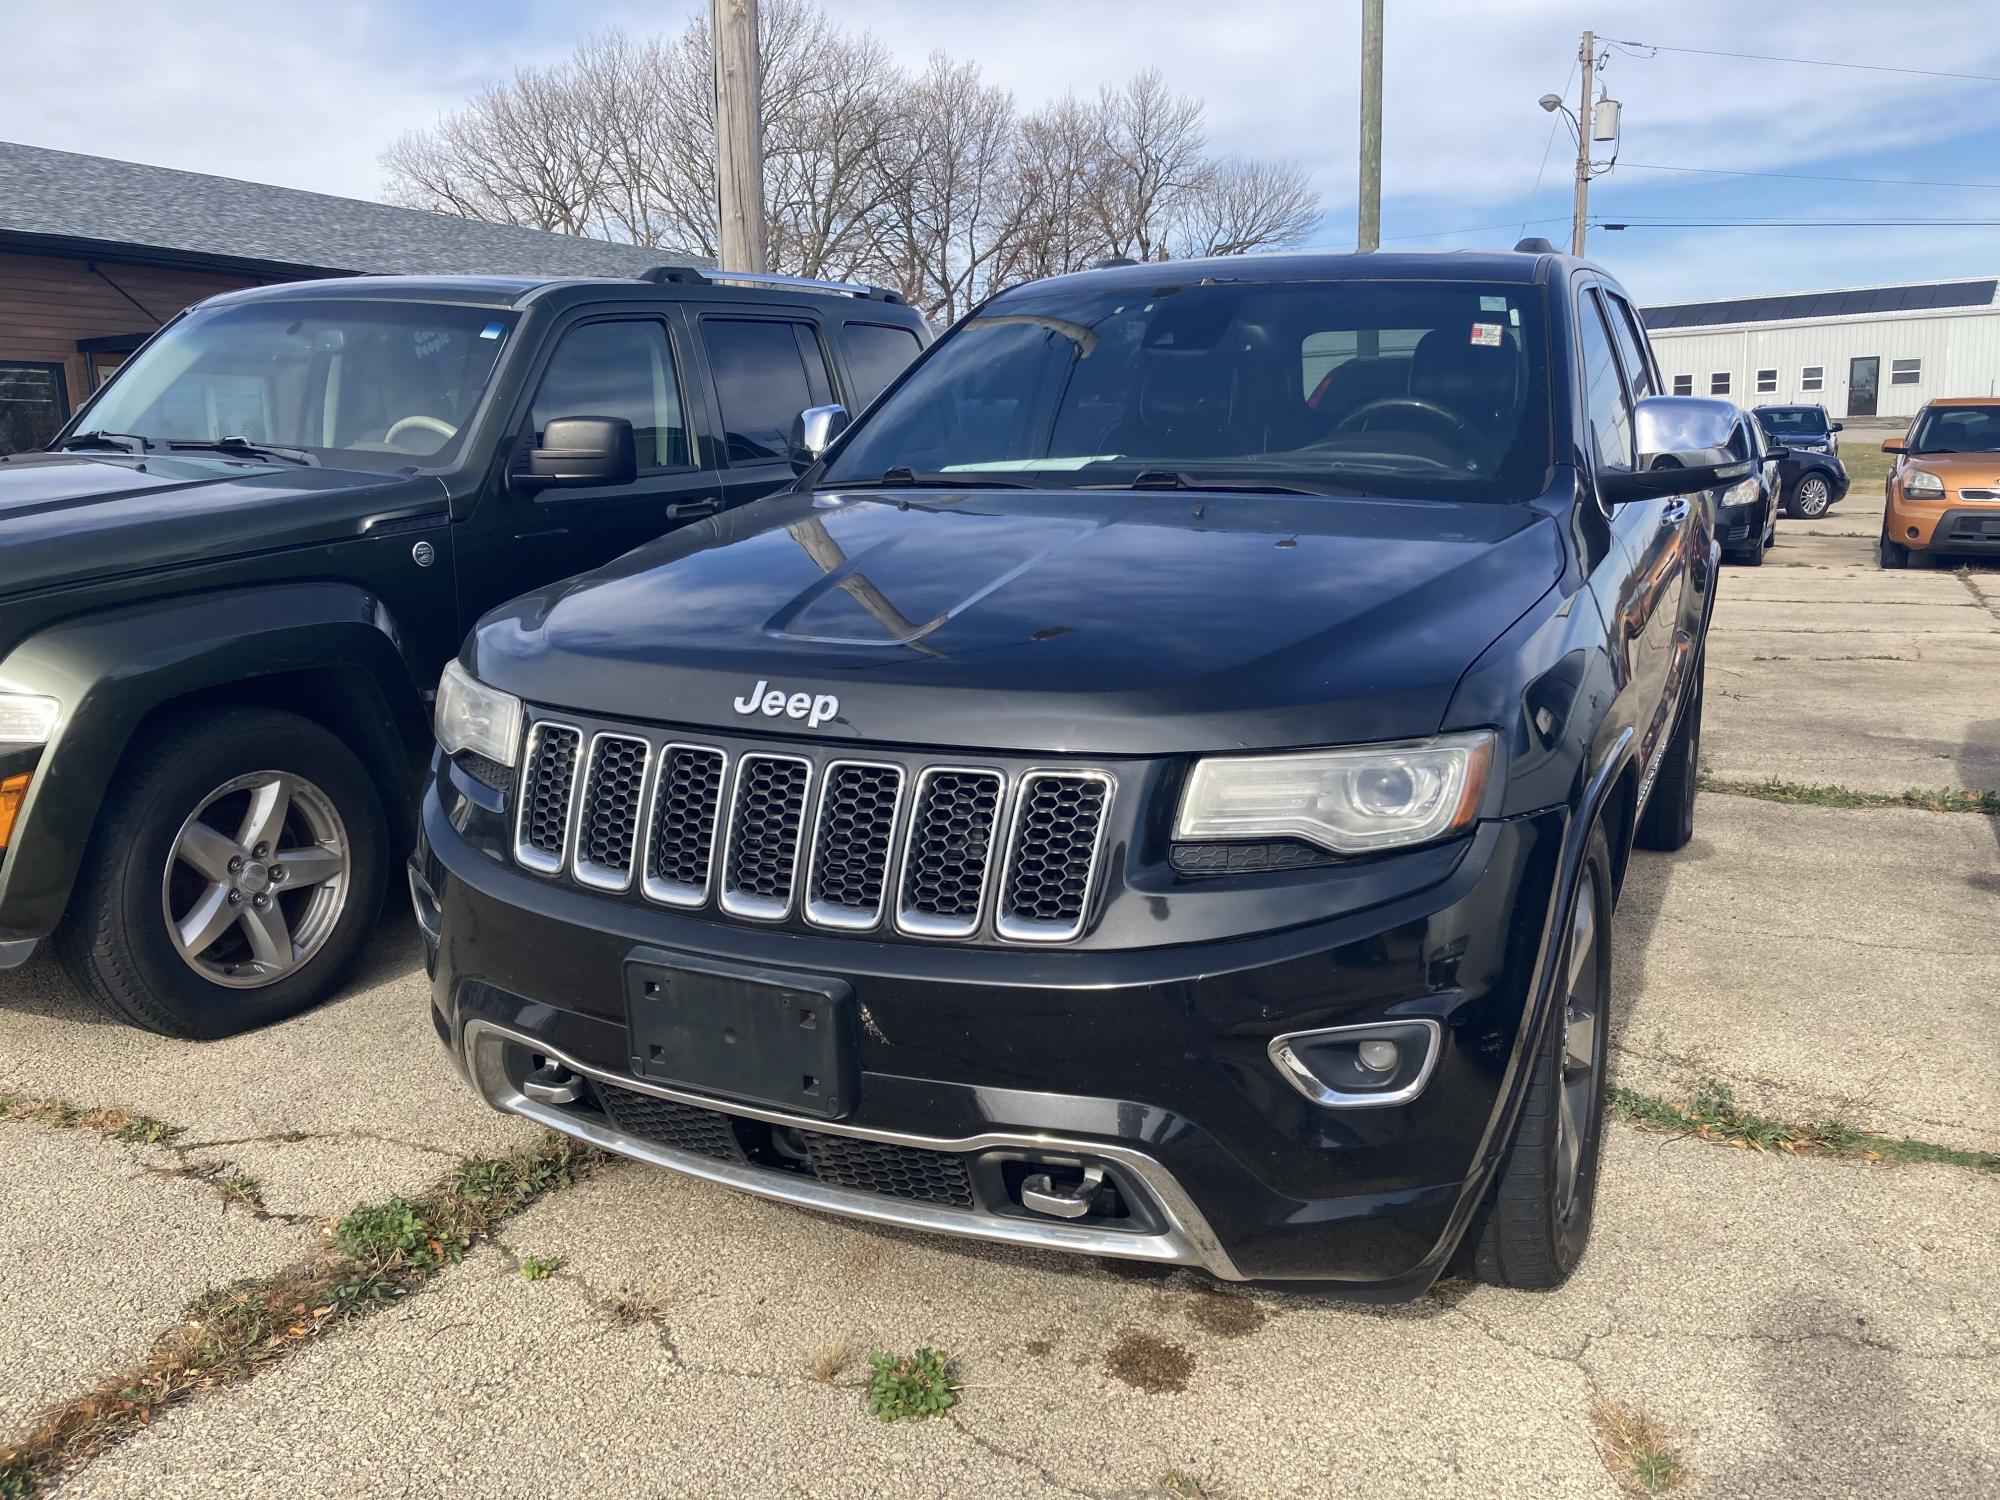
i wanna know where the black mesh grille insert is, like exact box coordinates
[1001,774,1109,934]
[454,750,515,796]
[520,726,580,862]
[807,763,903,922]
[801,1133,976,1208]
[900,770,1003,931]
[579,735,648,879]
[597,1084,744,1163]
[645,746,726,898]
[724,755,810,909]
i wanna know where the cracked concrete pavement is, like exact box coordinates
[2,490,1997,1497]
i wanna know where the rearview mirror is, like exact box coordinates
[1881,437,1905,453]
[789,404,849,470]
[525,416,637,488]
[1598,395,1756,504]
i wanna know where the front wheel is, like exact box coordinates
[1633,654,1702,852]
[1458,820,1613,1289]
[1790,474,1833,519]
[1879,527,1910,570]
[55,707,388,1038]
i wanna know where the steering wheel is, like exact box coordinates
[1330,396,1495,465]
[384,414,458,448]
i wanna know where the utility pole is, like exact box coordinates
[1572,29,1594,258]
[1357,0,1383,253]
[712,0,767,273]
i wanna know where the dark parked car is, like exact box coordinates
[417,247,1743,1296]
[1753,404,1849,518]
[0,267,928,1037]
[1716,408,1782,566]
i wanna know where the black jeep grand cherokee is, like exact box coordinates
[418,249,1742,1295]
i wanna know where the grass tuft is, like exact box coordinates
[1610,1080,1998,1173]
[1590,1395,1686,1496]
[518,1255,560,1282]
[1698,777,1999,814]
[0,1094,186,1145]
[865,1347,959,1422]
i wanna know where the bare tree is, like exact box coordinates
[1007,93,1114,281]
[1091,70,1210,261]
[1170,157,1322,258]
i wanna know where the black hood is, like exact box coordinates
[0,451,442,601]
[474,487,1561,756]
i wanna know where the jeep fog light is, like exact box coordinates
[1358,1039,1400,1073]
[1268,1019,1440,1109]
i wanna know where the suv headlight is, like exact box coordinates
[0,694,59,746]
[1903,469,1946,499]
[435,661,523,765]
[1176,731,1496,855]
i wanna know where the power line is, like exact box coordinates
[1387,214,1572,243]
[1620,161,2000,193]
[1603,38,2000,86]
[1599,218,2000,229]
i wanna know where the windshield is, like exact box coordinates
[71,299,516,471]
[1756,408,1827,438]
[819,276,1551,501]
[1909,404,2000,455]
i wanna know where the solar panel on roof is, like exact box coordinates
[1642,278,1995,328]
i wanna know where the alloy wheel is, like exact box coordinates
[1796,476,1831,517]
[1553,877,1602,1225]
[159,772,350,989]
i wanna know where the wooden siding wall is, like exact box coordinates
[0,250,273,421]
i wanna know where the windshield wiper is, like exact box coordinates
[57,431,151,455]
[833,467,1029,490]
[1088,469,1354,498]
[165,436,316,467]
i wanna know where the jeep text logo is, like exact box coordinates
[732,679,840,730]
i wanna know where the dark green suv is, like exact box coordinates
[0,266,926,1037]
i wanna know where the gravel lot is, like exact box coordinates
[3,482,1996,1499]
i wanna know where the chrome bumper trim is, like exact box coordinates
[460,1017,1242,1280]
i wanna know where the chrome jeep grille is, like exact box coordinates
[507,722,1113,944]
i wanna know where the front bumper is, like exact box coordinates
[1898,504,2000,554]
[418,788,1567,1293]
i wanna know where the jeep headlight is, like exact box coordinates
[0,694,59,746]
[1176,731,1496,855]
[1903,468,1946,499]
[435,661,522,765]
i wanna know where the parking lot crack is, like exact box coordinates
[945,1417,1114,1500]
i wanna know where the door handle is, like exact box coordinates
[666,497,722,521]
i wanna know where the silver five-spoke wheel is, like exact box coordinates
[160,771,350,988]
[1554,877,1601,1226]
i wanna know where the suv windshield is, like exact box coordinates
[1909,404,2000,455]
[1756,408,1827,438]
[70,299,515,471]
[820,276,1551,501]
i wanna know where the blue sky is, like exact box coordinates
[4,0,1997,305]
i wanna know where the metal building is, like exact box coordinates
[1640,277,2000,421]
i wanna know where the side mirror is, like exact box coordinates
[1598,395,1756,504]
[1830,421,1844,432]
[789,404,849,470]
[525,416,637,488]
[1881,437,1905,453]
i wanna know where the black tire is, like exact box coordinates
[1633,654,1702,853]
[54,707,388,1039]
[1878,527,1909,570]
[1458,820,1614,1290]
[1791,473,1833,519]
[1730,528,1766,567]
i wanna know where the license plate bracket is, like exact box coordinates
[623,948,857,1120]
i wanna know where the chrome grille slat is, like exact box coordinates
[640,744,729,907]
[895,767,1006,939]
[719,753,814,920]
[804,761,906,930]
[572,733,651,891]
[995,771,1114,943]
[514,722,582,874]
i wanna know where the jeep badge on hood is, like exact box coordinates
[733,679,840,729]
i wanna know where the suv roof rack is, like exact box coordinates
[637,264,906,305]
[1512,237,1559,255]
[1092,256,1139,269]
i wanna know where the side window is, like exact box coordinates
[1601,290,1657,399]
[702,318,828,462]
[843,322,923,407]
[1577,291,1634,473]
[529,320,688,470]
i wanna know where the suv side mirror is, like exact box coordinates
[789,404,849,470]
[525,416,637,488]
[1830,421,1843,432]
[1881,437,1905,453]
[1598,395,1756,504]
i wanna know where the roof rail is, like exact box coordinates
[637,264,906,304]
[1092,256,1139,269]
[1512,237,1559,255]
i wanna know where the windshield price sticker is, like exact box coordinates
[1470,322,1504,347]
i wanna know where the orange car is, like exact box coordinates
[1880,398,2000,568]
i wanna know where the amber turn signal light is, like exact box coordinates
[0,773,30,849]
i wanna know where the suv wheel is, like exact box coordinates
[1458,819,1613,1289]
[55,707,387,1039]
[1789,474,1832,519]
[1878,526,1910,570]
[1632,655,1702,852]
